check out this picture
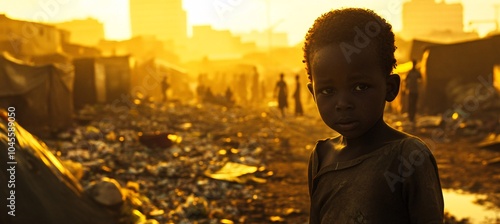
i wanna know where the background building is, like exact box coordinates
[402,0,464,40]
[129,0,187,46]
[187,25,256,61]
[239,30,289,49]
[0,14,64,57]
[54,18,105,46]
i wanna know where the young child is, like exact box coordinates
[303,8,444,223]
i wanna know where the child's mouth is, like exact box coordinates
[335,120,359,130]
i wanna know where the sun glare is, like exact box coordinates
[0,0,499,43]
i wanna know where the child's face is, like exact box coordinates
[308,44,398,139]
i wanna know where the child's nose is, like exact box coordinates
[335,102,353,111]
[335,94,353,111]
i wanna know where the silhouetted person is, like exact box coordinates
[161,75,169,102]
[274,73,288,117]
[251,68,260,105]
[293,74,304,116]
[205,87,214,103]
[405,60,422,123]
[237,73,248,104]
[225,87,235,105]
[196,73,207,103]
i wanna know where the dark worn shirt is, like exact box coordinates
[308,136,444,224]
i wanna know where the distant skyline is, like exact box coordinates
[0,0,499,45]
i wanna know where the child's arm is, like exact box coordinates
[308,142,321,198]
[400,138,444,224]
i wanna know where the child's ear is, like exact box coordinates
[307,82,315,97]
[385,74,400,102]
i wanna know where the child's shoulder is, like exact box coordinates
[378,131,433,162]
[310,131,432,157]
[313,135,343,150]
[315,135,342,143]
[309,136,341,160]
[393,132,435,160]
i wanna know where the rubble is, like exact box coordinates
[477,133,500,151]
[86,177,125,206]
[37,101,320,223]
[59,100,500,223]
[204,162,267,184]
[3,97,499,223]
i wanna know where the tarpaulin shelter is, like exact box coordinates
[73,56,132,109]
[73,57,106,110]
[99,55,132,103]
[0,110,117,224]
[420,35,500,115]
[0,52,74,136]
[409,39,444,62]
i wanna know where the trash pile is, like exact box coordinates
[43,101,314,223]
[6,96,497,223]
[386,110,500,142]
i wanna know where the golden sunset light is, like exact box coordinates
[1,1,500,223]
[1,0,500,44]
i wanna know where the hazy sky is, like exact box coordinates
[0,0,499,45]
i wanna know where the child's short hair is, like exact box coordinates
[303,8,397,81]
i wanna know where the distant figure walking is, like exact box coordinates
[236,74,248,104]
[161,75,170,102]
[274,73,288,117]
[293,74,304,116]
[251,68,261,105]
[225,87,235,106]
[405,60,422,123]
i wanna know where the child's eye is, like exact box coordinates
[319,88,335,95]
[354,84,369,91]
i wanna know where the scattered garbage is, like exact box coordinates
[86,177,125,206]
[1,100,320,223]
[477,134,500,151]
[138,132,176,149]
[204,162,267,184]
[3,96,498,223]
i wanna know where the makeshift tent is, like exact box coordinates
[0,52,74,136]
[99,55,132,103]
[73,57,106,110]
[0,110,117,224]
[29,52,73,65]
[73,56,132,109]
[409,39,444,62]
[420,35,500,115]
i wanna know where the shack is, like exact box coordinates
[73,55,132,110]
[73,57,106,110]
[420,35,500,115]
[0,52,74,136]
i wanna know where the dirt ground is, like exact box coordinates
[235,107,500,223]
[43,101,500,223]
